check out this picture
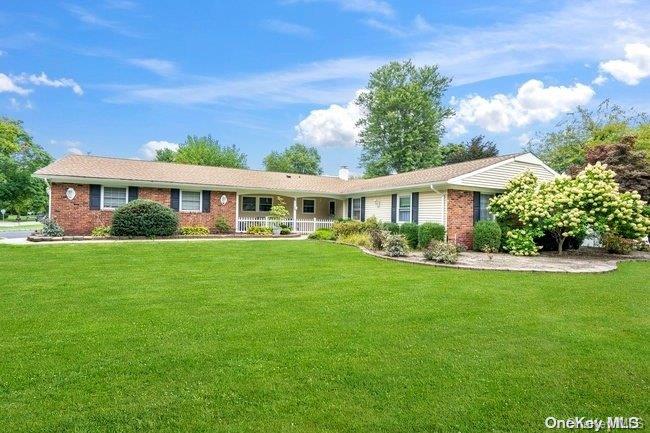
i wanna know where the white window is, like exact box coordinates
[398,195,411,222]
[180,190,201,212]
[259,197,273,212]
[102,186,127,209]
[352,198,361,220]
[480,194,495,221]
[242,196,256,211]
[303,199,315,214]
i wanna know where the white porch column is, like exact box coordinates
[292,197,297,231]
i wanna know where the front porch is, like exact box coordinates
[237,216,335,233]
[235,194,343,233]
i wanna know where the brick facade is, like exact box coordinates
[50,183,236,235]
[446,189,475,249]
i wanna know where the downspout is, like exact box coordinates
[45,179,52,219]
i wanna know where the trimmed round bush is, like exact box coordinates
[382,222,400,234]
[110,199,178,237]
[418,222,445,248]
[472,220,502,252]
[399,222,419,249]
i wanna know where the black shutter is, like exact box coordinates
[391,194,397,223]
[170,188,180,211]
[473,191,481,224]
[202,190,211,213]
[411,192,419,224]
[347,198,352,219]
[360,197,366,222]
[89,185,101,210]
[128,187,139,202]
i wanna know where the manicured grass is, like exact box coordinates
[0,241,648,432]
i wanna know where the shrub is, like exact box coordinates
[332,219,364,238]
[280,227,291,235]
[601,233,634,254]
[91,226,111,237]
[472,220,502,252]
[418,222,445,248]
[423,240,460,263]
[246,226,272,236]
[536,231,583,252]
[308,228,335,240]
[369,229,388,250]
[41,218,64,236]
[400,222,419,249]
[362,216,381,232]
[179,226,210,236]
[110,199,178,237]
[384,234,408,257]
[338,233,371,248]
[214,216,232,233]
[382,222,400,234]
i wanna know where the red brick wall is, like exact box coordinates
[446,189,475,249]
[50,183,236,235]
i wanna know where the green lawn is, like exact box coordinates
[0,241,648,432]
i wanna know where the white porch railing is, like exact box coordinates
[237,217,335,233]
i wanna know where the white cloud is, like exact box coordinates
[294,90,364,148]
[364,14,433,37]
[14,73,83,95]
[8,97,33,110]
[517,133,531,147]
[285,0,394,16]
[65,4,137,37]
[599,43,650,85]
[109,0,650,108]
[592,74,608,85]
[140,140,179,159]
[50,139,84,154]
[128,58,177,76]
[446,79,595,134]
[0,73,31,95]
[262,19,313,37]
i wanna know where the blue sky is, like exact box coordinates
[1,0,649,174]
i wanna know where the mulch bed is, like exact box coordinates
[27,233,302,242]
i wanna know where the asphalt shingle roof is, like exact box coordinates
[35,153,522,195]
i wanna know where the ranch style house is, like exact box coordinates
[34,152,558,247]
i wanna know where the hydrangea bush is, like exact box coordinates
[489,163,649,255]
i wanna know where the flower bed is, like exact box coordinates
[27,233,302,242]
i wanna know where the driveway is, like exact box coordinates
[0,230,32,243]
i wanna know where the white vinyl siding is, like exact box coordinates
[102,186,127,209]
[418,191,445,224]
[180,190,201,212]
[363,195,392,222]
[455,161,556,189]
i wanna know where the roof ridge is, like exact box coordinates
[62,154,348,181]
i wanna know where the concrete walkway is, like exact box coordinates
[362,248,650,273]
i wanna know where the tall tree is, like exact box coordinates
[155,135,247,168]
[568,136,650,201]
[0,118,52,218]
[442,135,499,164]
[525,100,649,172]
[263,143,323,175]
[356,60,453,178]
